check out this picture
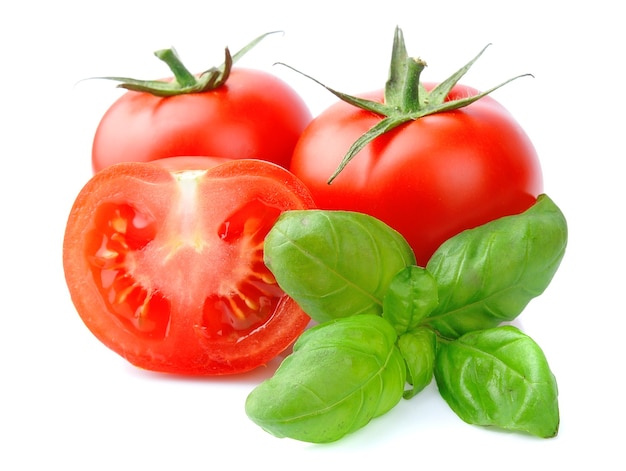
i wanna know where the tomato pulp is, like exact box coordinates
[290,84,543,266]
[63,158,315,375]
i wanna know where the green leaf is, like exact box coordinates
[397,327,436,399]
[425,194,568,338]
[264,210,416,323]
[382,265,438,335]
[434,326,559,438]
[245,315,406,443]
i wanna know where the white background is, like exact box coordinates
[2,1,623,469]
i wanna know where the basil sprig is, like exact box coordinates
[246,194,567,443]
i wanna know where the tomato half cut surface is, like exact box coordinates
[63,158,315,375]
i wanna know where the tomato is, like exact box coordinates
[63,158,315,375]
[290,84,543,266]
[92,67,311,173]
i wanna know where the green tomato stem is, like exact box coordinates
[154,48,198,89]
[383,26,427,114]
[401,57,426,115]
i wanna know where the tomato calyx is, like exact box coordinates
[96,31,281,97]
[281,26,532,183]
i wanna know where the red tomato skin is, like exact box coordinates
[290,84,543,266]
[92,68,312,172]
[63,158,315,375]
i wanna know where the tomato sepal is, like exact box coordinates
[281,26,532,183]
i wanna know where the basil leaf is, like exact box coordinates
[383,265,438,335]
[264,210,416,323]
[397,327,436,399]
[425,194,568,338]
[434,325,559,438]
[245,315,406,443]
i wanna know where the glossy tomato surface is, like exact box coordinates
[63,158,315,375]
[92,68,312,172]
[290,84,543,266]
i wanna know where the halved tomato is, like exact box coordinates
[63,158,315,375]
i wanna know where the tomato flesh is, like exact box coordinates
[64,158,315,375]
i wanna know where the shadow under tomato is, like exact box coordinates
[121,350,290,385]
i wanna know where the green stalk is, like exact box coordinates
[401,57,426,115]
[154,48,197,89]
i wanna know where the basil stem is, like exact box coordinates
[398,327,436,399]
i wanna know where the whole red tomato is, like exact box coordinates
[91,34,311,173]
[289,30,542,266]
[63,157,315,375]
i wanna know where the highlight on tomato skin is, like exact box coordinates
[63,157,315,375]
